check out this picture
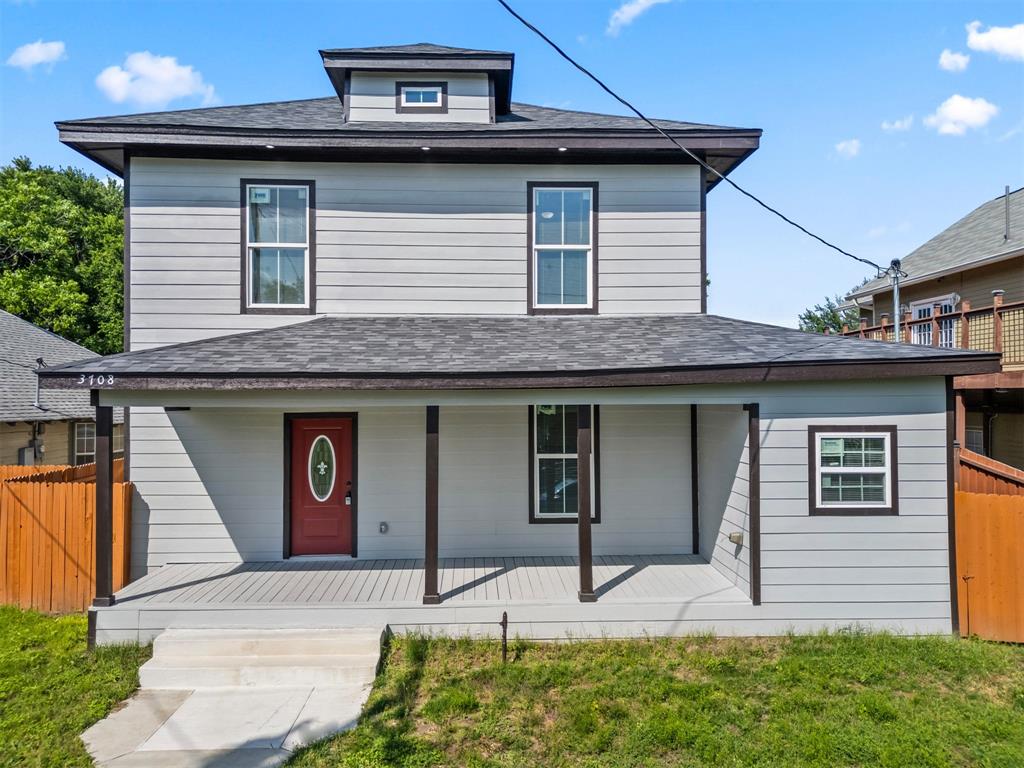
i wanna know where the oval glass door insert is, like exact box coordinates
[308,435,336,502]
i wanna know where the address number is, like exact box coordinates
[78,374,116,386]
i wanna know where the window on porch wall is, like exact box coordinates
[531,405,599,522]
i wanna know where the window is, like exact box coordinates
[808,426,898,515]
[395,81,447,114]
[909,294,957,347]
[72,422,95,465]
[242,181,315,313]
[113,424,125,458]
[965,427,984,455]
[529,405,600,523]
[528,183,598,314]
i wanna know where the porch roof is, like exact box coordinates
[37,314,999,392]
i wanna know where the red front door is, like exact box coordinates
[290,417,354,556]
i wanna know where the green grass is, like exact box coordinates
[0,606,150,768]
[288,631,1024,768]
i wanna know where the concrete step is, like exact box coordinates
[152,628,383,659]
[139,654,378,689]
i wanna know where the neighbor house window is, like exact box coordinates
[242,181,314,312]
[72,421,95,465]
[395,82,447,113]
[808,426,898,516]
[909,294,957,347]
[529,405,600,523]
[529,183,597,314]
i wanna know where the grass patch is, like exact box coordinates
[288,631,1024,768]
[0,606,150,768]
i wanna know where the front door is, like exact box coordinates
[289,416,354,556]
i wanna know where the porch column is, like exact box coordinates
[423,405,440,604]
[577,404,596,602]
[93,393,115,607]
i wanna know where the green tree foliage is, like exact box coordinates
[798,294,861,334]
[0,157,124,353]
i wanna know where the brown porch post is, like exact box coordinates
[423,405,440,604]
[577,404,596,602]
[93,392,115,607]
[954,390,966,486]
[690,404,700,555]
[743,403,761,606]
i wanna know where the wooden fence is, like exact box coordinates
[955,490,1024,643]
[0,473,132,613]
[0,459,124,484]
[958,449,1024,495]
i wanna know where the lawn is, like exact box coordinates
[0,606,150,768]
[289,631,1024,768]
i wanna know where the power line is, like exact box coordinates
[495,0,887,276]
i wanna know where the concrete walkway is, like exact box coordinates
[82,629,382,768]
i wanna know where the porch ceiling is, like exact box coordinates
[38,314,1000,393]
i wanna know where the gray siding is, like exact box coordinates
[128,157,702,347]
[348,71,491,123]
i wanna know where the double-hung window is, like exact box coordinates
[243,181,314,312]
[72,421,96,465]
[809,426,898,515]
[909,294,956,347]
[529,405,599,523]
[529,184,597,313]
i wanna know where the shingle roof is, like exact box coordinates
[39,314,995,383]
[319,43,513,57]
[0,310,120,422]
[852,188,1024,298]
[58,98,747,134]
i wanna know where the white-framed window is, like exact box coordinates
[909,294,957,347]
[113,424,125,457]
[73,421,96,465]
[399,84,443,107]
[530,405,599,523]
[244,182,311,310]
[530,185,596,312]
[809,426,898,515]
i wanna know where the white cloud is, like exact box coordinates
[966,20,1024,61]
[867,221,911,239]
[5,40,65,71]
[938,49,970,72]
[606,0,671,37]
[881,115,913,132]
[924,94,999,136]
[835,138,861,158]
[96,51,216,107]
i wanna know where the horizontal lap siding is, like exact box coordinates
[128,158,701,343]
[348,71,491,124]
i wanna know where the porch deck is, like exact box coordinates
[97,555,753,643]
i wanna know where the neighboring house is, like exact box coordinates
[844,188,1024,470]
[0,310,123,466]
[42,43,998,644]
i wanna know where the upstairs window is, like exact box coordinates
[808,426,898,516]
[396,82,447,114]
[529,183,598,314]
[243,181,315,313]
[909,294,957,348]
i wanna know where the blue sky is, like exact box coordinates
[2,0,1022,326]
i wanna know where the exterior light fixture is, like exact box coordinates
[558,147,568,152]
[421,146,431,151]
[265,144,275,149]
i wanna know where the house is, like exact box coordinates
[844,188,1024,470]
[41,43,999,645]
[0,309,123,466]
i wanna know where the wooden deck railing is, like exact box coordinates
[838,294,1024,367]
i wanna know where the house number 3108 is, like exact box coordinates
[77,374,115,386]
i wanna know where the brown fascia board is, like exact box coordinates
[38,354,1002,393]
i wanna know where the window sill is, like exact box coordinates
[809,507,898,516]
[528,306,598,316]
[242,306,315,316]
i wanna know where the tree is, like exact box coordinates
[0,157,124,353]
[798,294,861,334]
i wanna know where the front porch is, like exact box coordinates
[95,555,752,643]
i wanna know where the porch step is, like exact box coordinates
[140,628,383,690]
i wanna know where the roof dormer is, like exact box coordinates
[319,43,514,124]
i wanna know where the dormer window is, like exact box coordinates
[396,81,447,114]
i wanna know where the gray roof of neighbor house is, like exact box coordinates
[38,314,998,392]
[0,310,121,422]
[850,187,1024,300]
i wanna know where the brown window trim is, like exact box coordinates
[240,178,316,316]
[526,181,599,315]
[807,425,899,516]
[395,81,448,114]
[528,405,601,524]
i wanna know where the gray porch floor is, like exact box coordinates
[114,555,749,608]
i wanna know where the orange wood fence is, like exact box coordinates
[0,476,132,613]
[0,459,124,484]
[958,449,1024,495]
[955,490,1024,643]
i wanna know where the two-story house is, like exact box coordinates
[40,44,998,645]
[844,188,1023,471]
